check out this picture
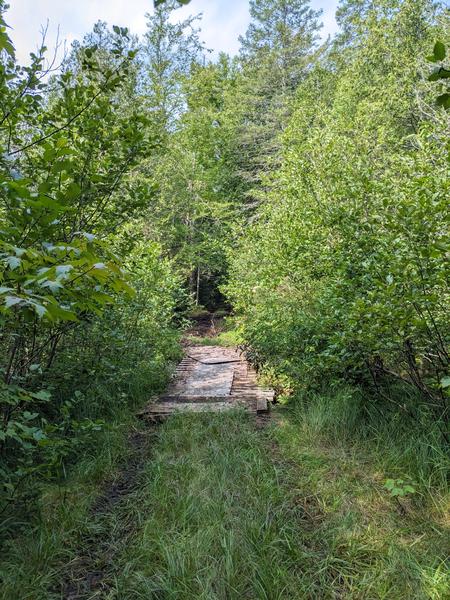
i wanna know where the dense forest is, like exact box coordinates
[0,0,449,597]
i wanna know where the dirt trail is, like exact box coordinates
[62,430,156,599]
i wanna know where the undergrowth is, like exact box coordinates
[0,317,181,599]
[185,315,243,347]
[0,420,135,598]
[1,401,448,598]
[276,386,450,597]
[288,385,449,493]
[110,411,448,599]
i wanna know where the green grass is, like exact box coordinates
[185,328,242,347]
[1,398,448,599]
[0,412,137,599]
[185,316,243,347]
[109,411,327,599]
[186,306,211,318]
[273,406,450,599]
[0,332,180,599]
[107,410,448,599]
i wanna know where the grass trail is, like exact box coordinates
[106,411,448,599]
[109,411,317,599]
[1,409,447,598]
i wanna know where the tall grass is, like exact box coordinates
[110,412,332,599]
[108,410,448,599]
[1,406,448,598]
[0,319,181,598]
[0,415,135,599]
[290,385,449,492]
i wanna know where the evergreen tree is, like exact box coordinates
[240,0,323,93]
[233,0,323,202]
[142,0,206,133]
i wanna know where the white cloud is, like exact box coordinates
[7,0,338,66]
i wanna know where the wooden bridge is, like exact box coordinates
[140,346,274,421]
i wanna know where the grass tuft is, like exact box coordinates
[1,392,448,599]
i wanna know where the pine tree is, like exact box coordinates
[142,0,205,133]
[232,0,323,202]
[240,0,322,93]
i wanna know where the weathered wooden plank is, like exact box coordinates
[159,394,231,403]
[141,400,255,420]
[141,344,273,419]
[256,398,269,413]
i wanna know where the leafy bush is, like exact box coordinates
[0,5,184,512]
[226,0,449,439]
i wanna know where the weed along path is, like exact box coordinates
[140,345,274,420]
[55,337,448,599]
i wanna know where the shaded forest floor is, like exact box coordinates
[182,309,241,348]
[0,319,448,599]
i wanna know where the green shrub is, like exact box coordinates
[226,0,449,440]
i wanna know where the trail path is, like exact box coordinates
[63,319,274,598]
[141,345,274,420]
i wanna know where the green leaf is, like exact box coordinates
[0,31,15,58]
[30,302,47,318]
[22,411,39,421]
[30,390,51,401]
[32,430,46,441]
[428,68,442,82]
[64,184,81,202]
[436,93,450,110]
[437,68,450,79]
[428,67,450,82]
[44,302,77,321]
[440,376,450,389]
[433,41,446,62]
[6,256,21,270]
[43,146,56,161]
[5,296,21,308]
[55,265,74,277]
[40,280,64,293]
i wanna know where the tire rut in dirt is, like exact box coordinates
[60,428,157,600]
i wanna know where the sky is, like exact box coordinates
[7,0,339,67]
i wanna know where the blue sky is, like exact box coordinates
[8,0,339,66]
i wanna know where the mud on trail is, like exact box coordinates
[61,429,156,599]
[183,310,220,339]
